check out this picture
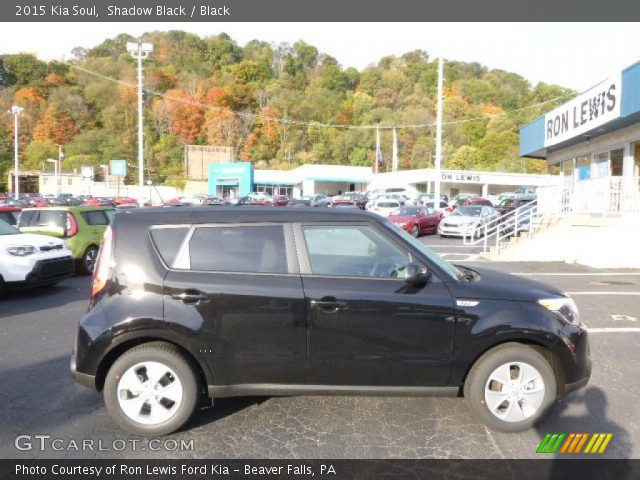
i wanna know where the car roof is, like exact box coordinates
[116,206,380,225]
[22,205,115,212]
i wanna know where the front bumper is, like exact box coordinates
[7,255,75,286]
[438,224,475,237]
[70,354,97,390]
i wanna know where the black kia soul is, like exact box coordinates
[71,208,590,436]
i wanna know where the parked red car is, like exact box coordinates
[465,197,494,207]
[388,205,443,237]
[113,196,138,206]
[0,206,21,226]
[272,195,291,207]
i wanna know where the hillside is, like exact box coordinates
[0,31,575,189]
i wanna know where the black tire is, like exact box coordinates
[0,276,5,299]
[79,246,99,275]
[103,342,199,436]
[463,343,557,432]
[411,225,420,237]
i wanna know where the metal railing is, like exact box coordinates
[462,200,539,253]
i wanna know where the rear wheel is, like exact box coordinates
[79,246,99,275]
[103,342,199,436]
[0,277,5,299]
[464,343,556,432]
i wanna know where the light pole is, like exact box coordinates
[434,57,444,208]
[127,40,153,204]
[100,164,109,195]
[9,106,24,199]
[46,159,59,196]
[57,144,64,196]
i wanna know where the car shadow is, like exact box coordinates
[534,386,631,476]
[185,396,270,431]
[0,276,90,317]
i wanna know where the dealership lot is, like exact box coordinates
[1,235,639,459]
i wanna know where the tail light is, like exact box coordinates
[91,225,114,298]
[65,212,78,237]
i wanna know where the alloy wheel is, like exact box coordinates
[116,361,184,425]
[484,362,545,422]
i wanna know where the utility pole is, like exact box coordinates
[434,57,444,206]
[392,128,399,172]
[57,144,64,196]
[127,40,153,203]
[9,106,23,199]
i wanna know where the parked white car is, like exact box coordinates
[369,198,402,217]
[0,220,75,297]
[437,205,500,238]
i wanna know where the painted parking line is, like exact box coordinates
[512,272,640,276]
[565,292,640,295]
[587,328,640,333]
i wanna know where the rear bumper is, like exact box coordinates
[70,354,97,390]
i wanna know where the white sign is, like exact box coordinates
[81,166,94,180]
[543,75,621,148]
[441,172,482,183]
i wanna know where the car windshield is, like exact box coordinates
[452,206,482,217]
[377,202,399,208]
[301,196,313,201]
[499,199,514,207]
[0,219,19,235]
[393,207,420,216]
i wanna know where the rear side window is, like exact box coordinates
[81,210,109,225]
[150,227,189,267]
[0,212,17,226]
[188,225,287,274]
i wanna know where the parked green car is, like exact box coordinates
[18,206,115,275]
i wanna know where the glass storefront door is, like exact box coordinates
[610,148,624,177]
[575,155,591,181]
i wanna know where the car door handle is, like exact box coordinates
[171,291,210,303]
[310,298,347,311]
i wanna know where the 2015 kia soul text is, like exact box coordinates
[71,208,590,436]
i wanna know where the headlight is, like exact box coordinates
[6,245,37,257]
[538,297,580,326]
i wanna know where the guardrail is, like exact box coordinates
[462,200,538,252]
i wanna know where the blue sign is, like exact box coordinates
[110,159,127,177]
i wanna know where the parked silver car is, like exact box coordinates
[438,205,499,238]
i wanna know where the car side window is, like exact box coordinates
[187,225,288,274]
[302,225,409,278]
[81,210,109,226]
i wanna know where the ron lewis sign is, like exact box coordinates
[543,74,621,148]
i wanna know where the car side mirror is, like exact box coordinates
[405,261,429,286]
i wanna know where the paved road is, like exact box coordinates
[1,259,639,459]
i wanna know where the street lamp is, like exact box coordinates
[57,144,64,196]
[46,159,60,196]
[127,40,153,204]
[8,106,24,199]
[100,164,109,194]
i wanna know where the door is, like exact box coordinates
[162,223,307,386]
[296,223,457,387]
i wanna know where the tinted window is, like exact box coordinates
[302,225,409,278]
[188,225,287,274]
[377,202,399,208]
[0,212,17,226]
[453,206,482,217]
[19,210,66,227]
[81,210,109,225]
[151,227,189,267]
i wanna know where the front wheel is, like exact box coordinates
[79,246,99,275]
[411,225,420,237]
[464,343,556,432]
[103,342,199,436]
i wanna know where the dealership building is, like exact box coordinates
[207,162,557,199]
[520,60,640,213]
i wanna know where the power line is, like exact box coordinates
[68,61,574,131]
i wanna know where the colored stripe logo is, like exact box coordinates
[537,433,613,454]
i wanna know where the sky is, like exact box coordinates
[0,22,639,92]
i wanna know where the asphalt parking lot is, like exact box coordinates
[1,235,639,459]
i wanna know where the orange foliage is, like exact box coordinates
[482,104,504,116]
[32,103,79,144]
[45,72,66,86]
[15,87,44,105]
[163,89,204,144]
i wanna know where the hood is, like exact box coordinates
[388,215,414,223]
[443,215,479,225]
[0,233,66,248]
[447,265,565,302]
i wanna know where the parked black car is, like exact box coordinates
[71,208,590,436]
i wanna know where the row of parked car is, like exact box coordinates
[0,198,117,297]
